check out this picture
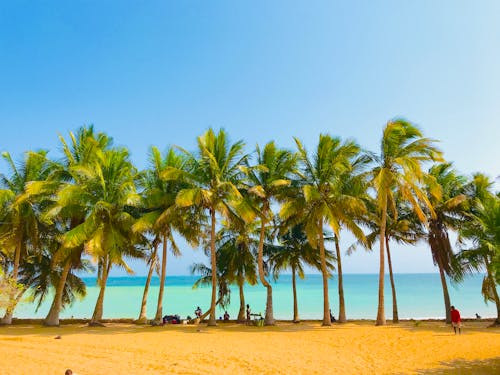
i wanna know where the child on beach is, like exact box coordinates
[450,306,461,334]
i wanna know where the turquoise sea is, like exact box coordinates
[13,273,497,320]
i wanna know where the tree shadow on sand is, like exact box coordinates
[415,357,500,374]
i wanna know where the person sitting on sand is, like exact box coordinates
[224,311,229,321]
[195,306,202,318]
[450,305,461,334]
[329,309,336,323]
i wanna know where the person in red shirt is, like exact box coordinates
[450,305,461,334]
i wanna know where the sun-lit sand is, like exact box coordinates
[1,320,499,374]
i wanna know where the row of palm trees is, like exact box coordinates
[0,120,498,327]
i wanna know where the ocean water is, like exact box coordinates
[12,273,497,320]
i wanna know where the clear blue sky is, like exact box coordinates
[1,1,499,275]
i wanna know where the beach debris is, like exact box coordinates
[54,335,62,339]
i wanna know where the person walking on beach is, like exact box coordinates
[450,306,461,334]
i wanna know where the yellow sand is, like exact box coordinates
[1,321,499,374]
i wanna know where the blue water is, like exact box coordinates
[12,274,497,320]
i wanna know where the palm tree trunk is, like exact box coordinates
[484,257,500,324]
[154,237,168,323]
[292,265,299,323]
[1,288,25,325]
[137,244,158,324]
[436,259,452,324]
[90,259,111,326]
[376,195,387,326]
[257,213,275,325]
[44,260,72,326]
[208,208,217,326]
[237,275,246,322]
[318,219,331,326]
[1,243,22,325]
[334,237,346,323]
[385,236,399,323]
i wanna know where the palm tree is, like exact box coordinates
[41,125,112,326]
[266,223,335,322]
[0,150,55,324]
[424,163,467,323]
[281,135,366,325]
[135,240,159,324]
[190,259,232,320]
[59,147,145,325]
[164,128,250,326]
[351,197,423,323]
[369,119,442,325]
[216,221,258,322]
[243,142,297,325]
[458,174,500,325]
[133,146,201,324]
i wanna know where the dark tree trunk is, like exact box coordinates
[137,244,157,324]
[90,260,111,326]
[376,195,387,326]
[318,219,331,326]
[436,259,452,324]
[257,209,275,325]
[154,237,168,323]
[208,208,217,326]
[334,237,346,323]
[44,260,72,326]
[292,265,299,322]
[385,236,399,323]
[237,276,246,322]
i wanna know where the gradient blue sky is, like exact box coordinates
[1,1,499,275]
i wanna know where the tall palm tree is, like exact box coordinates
[0,150,55,324]
[58,147,145,325]
[370,119,442,325]
[133,146,201,324]
[350,197,423,323]
[458,174,500,325]
[281,135,366,326]
[424,163,467,323]
[40,125,112,326]
[164,129,250,326]
[266,223,335,322]
[243,142,297,325]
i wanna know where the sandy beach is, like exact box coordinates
[1,320,499,374]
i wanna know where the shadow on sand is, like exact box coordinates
[415,357,500,374]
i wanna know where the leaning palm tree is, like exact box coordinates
[242,141,297,325]
[133,146,202,324]
[457,174,500,325]
[0,150,55,324]
[164,129,250,326]
[281,135,366,326]
[424,163,468,323]
[59,147,145,325]
[266,223,335,322]
[369,119,442,325]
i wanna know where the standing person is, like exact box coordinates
[195,306,202,318]
[450,306,461,334]
[246,304,251,323]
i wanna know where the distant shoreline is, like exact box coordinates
[5,317,497,325]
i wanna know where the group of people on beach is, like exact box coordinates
[167,304,465,335]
